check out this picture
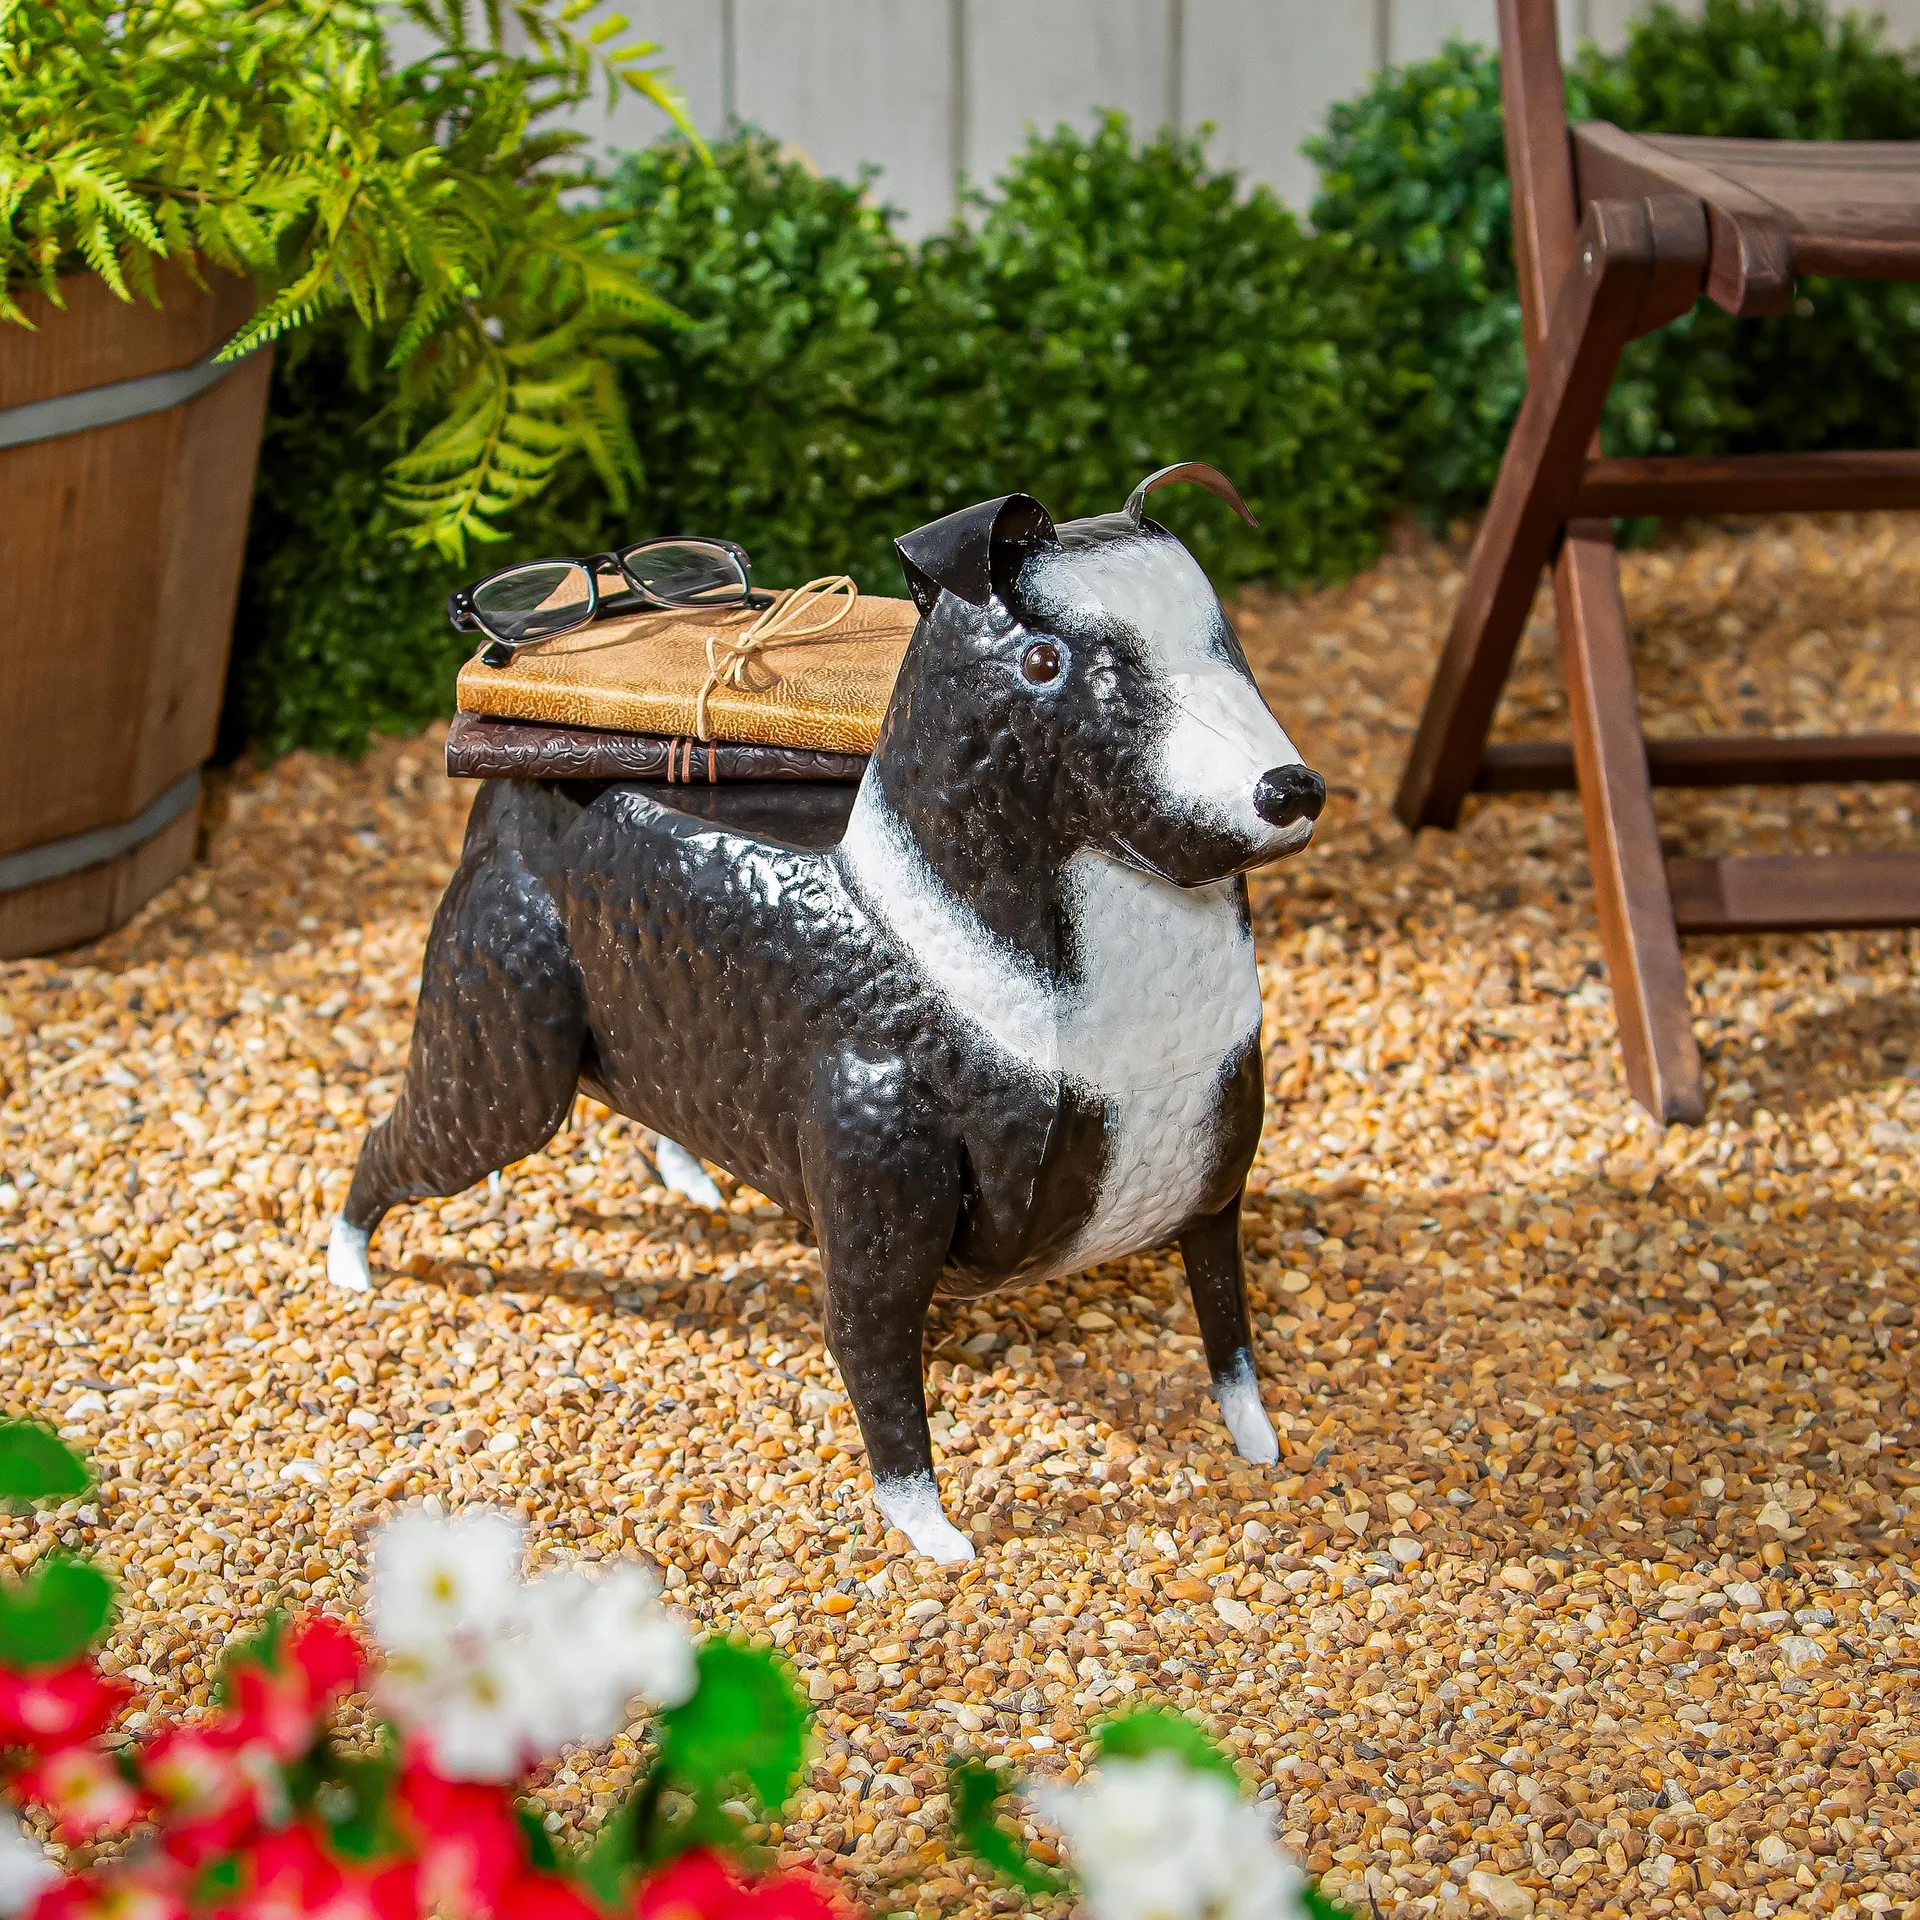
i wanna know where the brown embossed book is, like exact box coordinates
[453,590,918,756]
[443,712,868,784]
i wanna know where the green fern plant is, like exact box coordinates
[0,0,695,557]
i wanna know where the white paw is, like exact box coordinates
[1216,1356,1279,1465]
[874,1472,977,1564]
[654,1136,724,1210]
[327,1217,372,1294]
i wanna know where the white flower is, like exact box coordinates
[516,1563,698,1755]
[384,1630,549,1782]
[1035,1752,1311,1920]
[367,1505,694,1780]
[580,1562,698,1712]
[510,1568,610,1755]
[368,1507,524,1660]
[0,1808,60,1918]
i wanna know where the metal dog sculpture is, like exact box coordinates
[329,467,1325,1562]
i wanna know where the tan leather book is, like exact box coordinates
[454,589,919,756]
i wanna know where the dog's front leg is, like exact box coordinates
[1180,1192,1280,1465]
[802,1050,972,1565]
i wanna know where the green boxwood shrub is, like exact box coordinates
[1301,39,1523,523]
[230,118,1407,755]
[1307,0,1920,528]
[597,135,952,597]
[917,116,1411,590]
[605,118,1408,594]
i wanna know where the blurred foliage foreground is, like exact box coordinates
[0,1422,1346,1920]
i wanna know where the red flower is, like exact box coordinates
[223,1618,364,1764]
[207,1823,416,1920]
[25,1855,188,1920]
[223,1667,321,1770]
[496,1872,602,1920]
[14,1744,146,1840]
[635,1851,844,1920]
[138,1725,275,1866]
[0,1665,130,1752]
[736,1875,844,1920]
[135,1614,363,1864]
[285,1619,363,1703]
[394,1755,525,1918]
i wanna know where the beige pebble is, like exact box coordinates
[1467,1867,1536,1917]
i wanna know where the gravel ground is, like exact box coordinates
[7,514,1920,1920]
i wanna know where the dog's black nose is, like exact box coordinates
[1254,764,1326,830]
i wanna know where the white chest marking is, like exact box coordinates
[836,779,1260,1277]
[837,774,1061,1074]
[1051,851,1258,1274]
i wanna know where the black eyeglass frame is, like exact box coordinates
[448,536,771,667]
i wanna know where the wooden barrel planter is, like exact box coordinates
[0,264,272,959]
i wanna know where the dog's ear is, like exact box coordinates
[895,493,1059,616]
[1123,461,1259,529]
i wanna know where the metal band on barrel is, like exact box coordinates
[0,345,257,451]
[0,771,200,896]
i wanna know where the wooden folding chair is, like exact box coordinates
[1395,0,1920,1124]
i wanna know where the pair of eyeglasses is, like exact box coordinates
[448,537,770,667]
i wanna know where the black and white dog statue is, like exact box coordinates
[329,467,1325,1563]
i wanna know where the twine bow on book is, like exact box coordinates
[694,575,860,741]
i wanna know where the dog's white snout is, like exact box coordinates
[1157,668,1306,842]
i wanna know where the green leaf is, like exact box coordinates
[948,1759,1065,1897]
[292,1732,401,1861]
[1095,1707,1241,1786]
[517,1803,561,1871]
[657,1640,809,1813]
[659,1789,761,1868]
[215,1607,289,1703]
[190,1853,248,1906]
[0,1555,115,1668]
[1301,1882,1360,1920]
[575,1785,645,1904]
[0,1422,91,1502]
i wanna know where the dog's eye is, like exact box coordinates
[1021,640,1063,685]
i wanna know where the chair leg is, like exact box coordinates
[1394,196,1709,834]
[1555,521,1704,1125]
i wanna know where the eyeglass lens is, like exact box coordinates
[621,539,749,607]
[470,562,595,645]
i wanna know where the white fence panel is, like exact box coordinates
[733,0,957,231]
[1181,0,1376,213]
[607,0,1920,231]
[1385,3,1603,67]
[963,0,1171,193]
[1389,0,1495,64]
[600,0,728,156]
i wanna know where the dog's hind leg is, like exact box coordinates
[652,1135,724,1209]
[329,835,587,1292]
[1180,1191,1279,1465]
[802,1051,972,1564]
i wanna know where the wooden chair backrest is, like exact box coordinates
[1498,0,1581,360]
